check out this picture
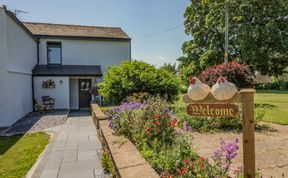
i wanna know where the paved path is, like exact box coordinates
[31,111,107,178]
[187,123,288,178]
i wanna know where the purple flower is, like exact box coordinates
[109,121,113,128]
[106,102,145,130]
[212,138,240,174]
[183,121,193,132]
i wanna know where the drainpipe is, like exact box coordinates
[37,39,39,64]
[32,40,40,111]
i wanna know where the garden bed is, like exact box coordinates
[91,104,159,178]
[97,99,245,178]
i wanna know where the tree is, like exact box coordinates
[178,0,288,80]
[100,61,180,104]
[159,62,177,74]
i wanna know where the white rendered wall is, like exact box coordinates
[0,8,37,127]
[0,8,9,127]
[38,38,130,73]
[69,78,79,109]
[34,77,70,109]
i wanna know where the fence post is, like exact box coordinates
[241,89,256,178]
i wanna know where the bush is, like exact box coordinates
[176,110,242,132]
[100,61,180,104]
[199,61,254,88]
[256,81,288,90]
[106,98,172,144]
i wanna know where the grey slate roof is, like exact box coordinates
[23,22,130,40]
[32,65,102,76]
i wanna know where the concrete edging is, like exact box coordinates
[91,104,159,178]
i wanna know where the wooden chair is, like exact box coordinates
[33,99,47,113]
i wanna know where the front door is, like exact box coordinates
[79,79,91,108]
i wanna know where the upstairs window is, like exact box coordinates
[47,42,62,64]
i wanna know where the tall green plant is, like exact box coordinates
[100,61,180,104]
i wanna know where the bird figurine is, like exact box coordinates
[211,77,238,100]
[187,77,211,101]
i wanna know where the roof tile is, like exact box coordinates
[24,22,130,40]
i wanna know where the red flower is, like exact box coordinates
[178,168,185,175]
[150,133,154,137]
[157,129,161,134]
[145,127,151,132]
[200,156,205,161]
[185,167,189,173]
[154,114,161,119]
[155,121,161,126]
[184,159,189,164]
[172,119,177,127]
[201,162,206,169]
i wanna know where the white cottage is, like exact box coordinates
[0,6,131,127]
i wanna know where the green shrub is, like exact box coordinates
[140,136,200,176]
[100,61,180,104]
[176,108,242,132]
[256,81,288,90]
[179,85,188,94]
[106,97,171,144]
[101,152,113,174]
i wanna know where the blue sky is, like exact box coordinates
[1,0,191,67]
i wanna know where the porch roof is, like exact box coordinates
[32,65,102,76]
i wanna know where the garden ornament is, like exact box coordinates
[211,77,238,100]
[187,77,210,101]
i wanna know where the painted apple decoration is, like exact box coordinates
[211,77,238,100]
[187,77,210,101]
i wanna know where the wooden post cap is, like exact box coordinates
[240,89,256,93]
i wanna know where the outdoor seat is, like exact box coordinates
[42,96,55,110]
[33,98,47,113]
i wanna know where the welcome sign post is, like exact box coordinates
[183,89,256,178]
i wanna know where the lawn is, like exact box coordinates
[174,90,288,125]
[255,90,288,125]
[0,132,49,178]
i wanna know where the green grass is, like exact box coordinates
[174,90,288,125]
[0,132,49,178]
[255,90,288,125]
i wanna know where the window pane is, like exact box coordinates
[47,42,61,64]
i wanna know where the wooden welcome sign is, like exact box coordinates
[183,89,256,178]
[186,103,239,117]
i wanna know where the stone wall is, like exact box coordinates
[91,104,159,178]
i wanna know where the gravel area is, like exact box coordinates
[2,110,69,135]
[186,123,288,177]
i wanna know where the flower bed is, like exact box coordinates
[92,104,159,178]
[105,98,244,177]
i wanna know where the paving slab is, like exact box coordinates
[31,111,108,178]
